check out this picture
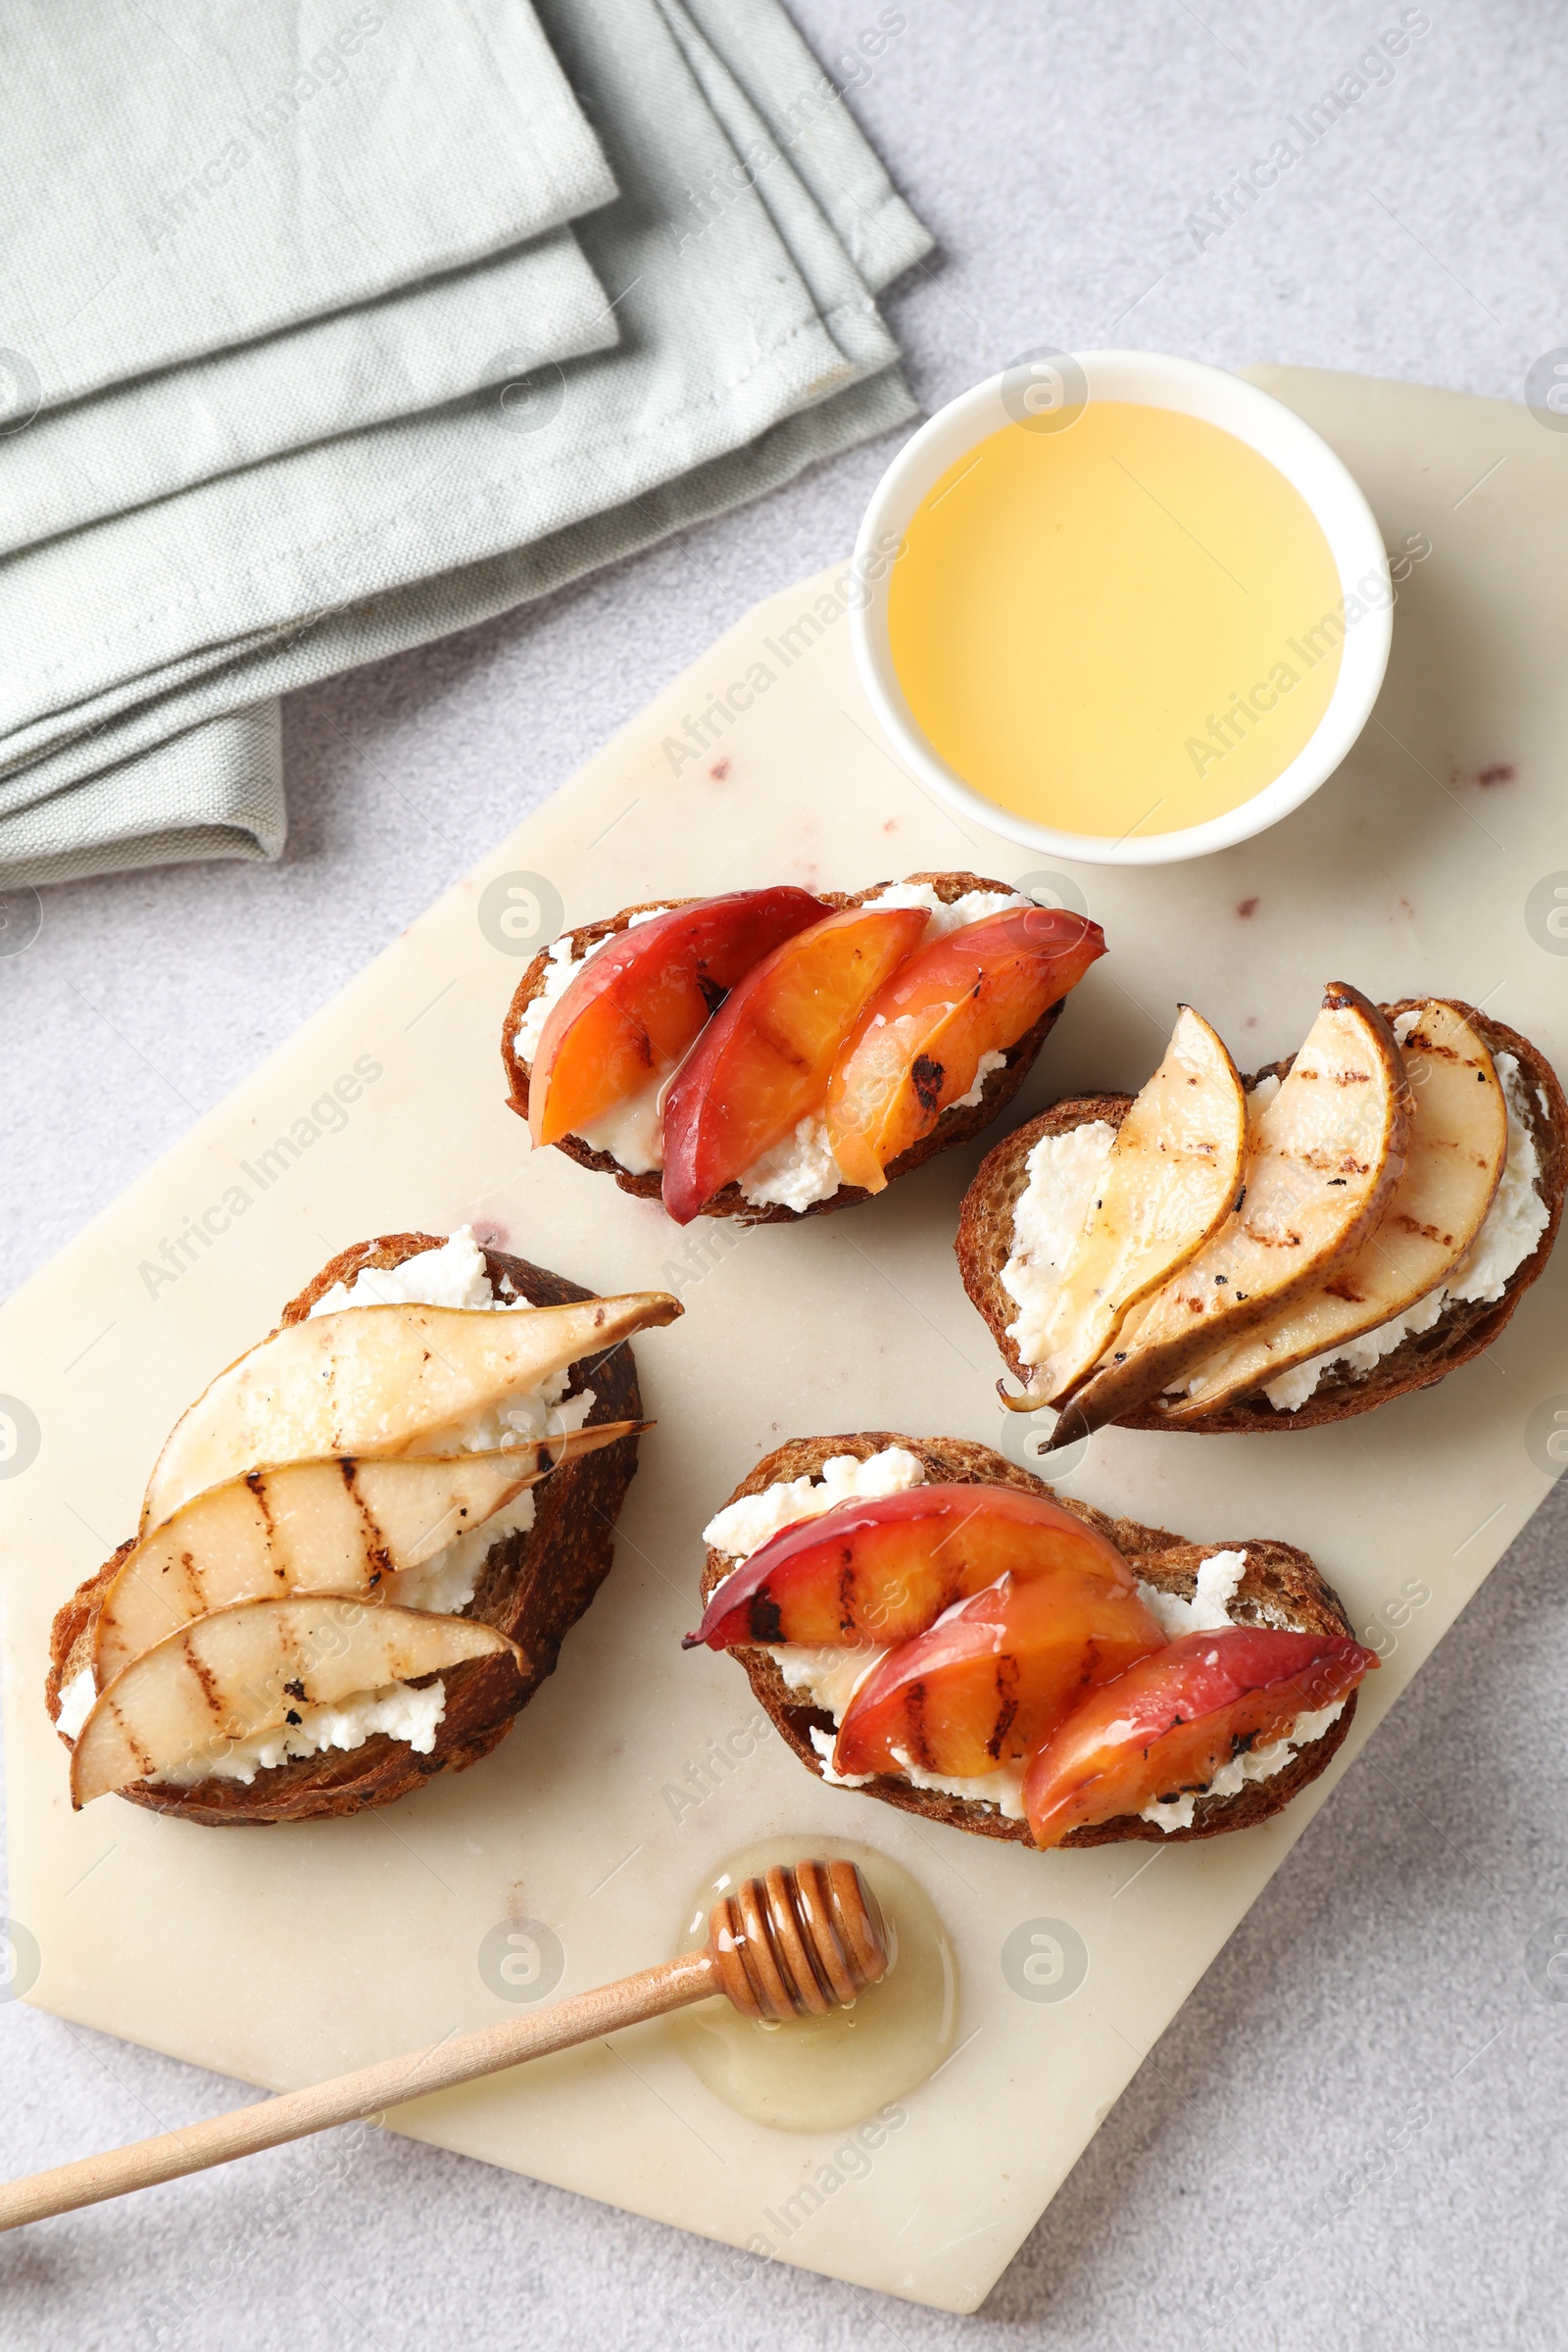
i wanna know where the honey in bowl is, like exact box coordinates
[886,400,1347,841]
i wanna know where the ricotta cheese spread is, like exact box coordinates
[703,1444,926,1563]
[152,1680,448,1788]
[1001,1120,1117,1376]
[779,1646,886,1719]
[575,1072,671,1175]
[885,1744,1028,1819]
[955,1048,1009,1108]
[55,1665,96,1741]
[736,1111,844,1213]
[1136,1547,1250,1636]
[131,1227,587,1788]
[312,1224,520,1315]
[863,882,1030,938]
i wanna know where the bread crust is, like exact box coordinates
[501,874,1072,1221]
[700,1432,1358,1846]
[956,1003,1567,1433]
[46,1234,644,1825]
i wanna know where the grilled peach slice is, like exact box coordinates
[528,889,828,1148]
[833,1568,1167,1780]
[687,1483,1134,1651]
[826,907,1105,1192]
[1023,1625,1377,1847]
[661,904,929,1222]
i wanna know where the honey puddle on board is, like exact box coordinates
[887,401,1347,839]
[666,1837,956,2133]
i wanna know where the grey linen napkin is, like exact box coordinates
[2,0,616,406]
[0,0,931,886]
[0,232,622,558]
[0,0,626,552]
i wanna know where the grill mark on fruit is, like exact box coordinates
[245,1469,275,1538]
[990,1658,1019,1759]
[757,1008,819,1075]
[747,1592,785,1644]
[181,1641,225,1721]
[340,1460,396,1590]
[838,1548,857,1639]
[108,1694,153,1774]
[910,1054,945,1115]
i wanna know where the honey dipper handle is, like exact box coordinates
[0,1947,717,2233]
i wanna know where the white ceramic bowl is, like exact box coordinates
[850,349,1392,866]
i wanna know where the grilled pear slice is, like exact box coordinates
[1156,1000,1507,1419]
[1006,1006,1247,1409]
[72,1598,522,1807]
[1054,984,1408,1443]
[96,1422,643,1687]
[143,1294,679,1533]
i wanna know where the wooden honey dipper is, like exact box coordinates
[0,1858,887,2232]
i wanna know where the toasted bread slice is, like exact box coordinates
[46,1234,645,1826]
[957,1004,1566,1434]
[700,1432,1358,1845]
[501,873,1075,1222]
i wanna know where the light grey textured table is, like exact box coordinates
[4,4,1567,2344]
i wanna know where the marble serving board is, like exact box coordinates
[2,367,1566,2315]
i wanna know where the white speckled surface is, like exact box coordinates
[4,2,1568,2343]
